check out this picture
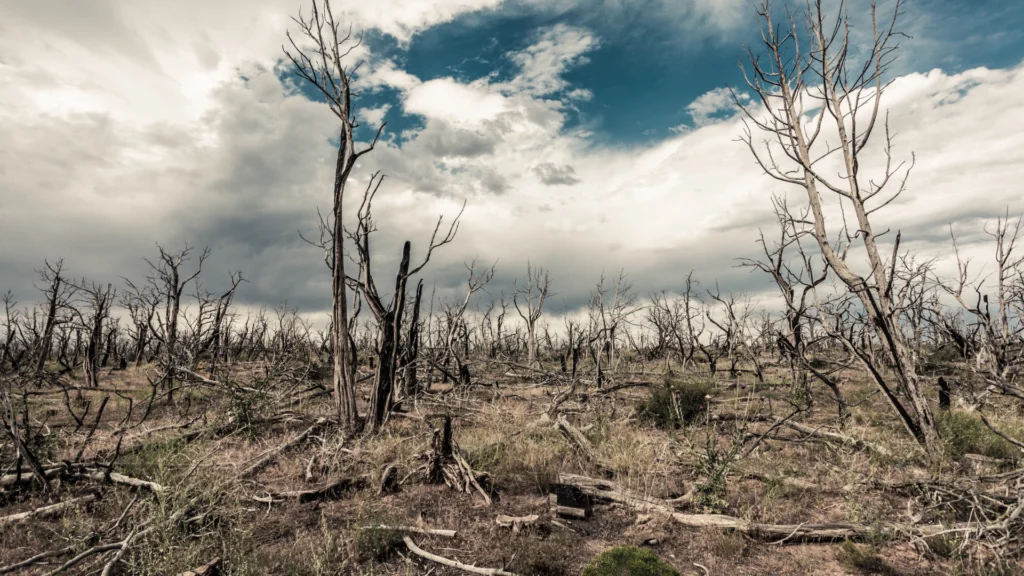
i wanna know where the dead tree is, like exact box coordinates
[945,212,1024,401]
[436,260,495,387]
[285,0,387,431]
[587,271,640,384]
[75,282,115,388]
[735,0,939,451]
[122,281,159,367]
[513,262,551,368]
[33,259,74,375]
[144,244,208,401]
[740,196,848,418]
[345,173,462,432]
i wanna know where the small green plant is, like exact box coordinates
[511,537,573,576]
[582,546,680,576]
[351,525,403,564]
[938,410,1021,462]
[835,541,891,575]
[226,382,275,438]
[638,376,713,429]
[693,438,733,513]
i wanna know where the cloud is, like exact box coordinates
[1,0,1023,322]
[503,24,598,97]
[685,87,747,126]
[533,162,581,186]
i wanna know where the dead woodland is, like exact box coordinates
[1,0,1022,574]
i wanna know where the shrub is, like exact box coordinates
[511,538,572,576]
[637,376,713,429]
[351,525,402,563]
[938,411,1020,462]
[582,546,680,576]
[835,541,891,575]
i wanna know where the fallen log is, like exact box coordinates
[239,417,328,479]
[555,415,597,462]
[252,476,367,504]
[557,473,971,542]
[711,413,891,457]
[76,468,167,496]
[403,536,518,576]
[0,493,99,527]
[0,546,74,574]
[362,524,457,538]
[0,466,64,488]
[495,514,540,533]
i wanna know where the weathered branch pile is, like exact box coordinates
[414,414,494,505]
[554,473,1022,544]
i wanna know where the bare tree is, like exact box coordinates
[286,0,387,431]
[735,0,939,450]
[587,271,640,386]
[740,196,848,418]
[345,173,463,432]
[144,243,208,401]
[32,259,74,375]
[75,282,115,388]
[513,262,551,368]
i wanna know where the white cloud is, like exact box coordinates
[1,0,1023,316]
[685,87,747,126]
[504,24,598,97]
[404,78,508,124]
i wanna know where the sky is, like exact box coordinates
[1,0,1023,320]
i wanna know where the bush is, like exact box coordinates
[938,411,1021,462]
[638,376,713,429]
[582,546,680,576]
[835,541,891,575]
[351,525,402,563]
[511,538,572,576]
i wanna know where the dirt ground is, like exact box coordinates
[1,364,1022,575]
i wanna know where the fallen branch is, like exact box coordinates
[496,514,540,533]
[238,417,327,479]
[0,493,99,527]
[0,546,73,574]
[253,476,367,503]
[75,467,167,495]
[555,415,597,462]
[557,473,973,542]
[403,536,518,576]
[363,524,457,538]
[0,465,64,488]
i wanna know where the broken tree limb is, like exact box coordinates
[0,465,63,488]
[403,536,518,576]
[0,547,74,574]
[555,415,597,462]
[362,524,457,538]
[781,421,892,458]
[496,514,540,533]
[0,493,99,526]
[238,417,327,479]
[252,476,367,504]
[76,467,167,496]
[556,473,971,542]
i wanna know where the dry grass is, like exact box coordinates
[2,362,1022,575]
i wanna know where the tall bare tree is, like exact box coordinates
[346,173,462,432]
[145,244,208,401]
[735,0,939,450]
[286,0,386,431]
[33,259,74,375]
[513,262,551,368]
